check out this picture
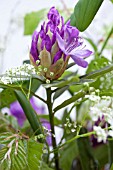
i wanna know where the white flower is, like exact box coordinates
[0,76,12,84]
[93,126,107,143]
[108,130,113,138]
[89,107,102,121]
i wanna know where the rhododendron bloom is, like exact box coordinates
[30,7,92,80]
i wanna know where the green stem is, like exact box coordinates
[46,88,60,170]
[51,126,112,153]
[99,26,113,55]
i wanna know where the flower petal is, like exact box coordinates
[53,50,63,63]
[71,55,88,68]
[30,31,39,61]
[69,49,92,58]
[56,33,66,53]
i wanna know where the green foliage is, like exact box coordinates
[93,144,108,168]
[77,128,98,170]
[40,162,54,170]
[86,57,113,93]
[60,141,78,170]
[24,9,47,35]
[71,0,104,31]
[0,88,16,109]
[0,77,41,109]
[108,139,113,168]
[0,133,44,170]
[14,90,43,136]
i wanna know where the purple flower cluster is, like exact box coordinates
[30,7,92,80]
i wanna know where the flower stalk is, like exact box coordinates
[46,88,60,170]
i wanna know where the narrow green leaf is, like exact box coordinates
[71,0,104,31]
[14,90,43,136]
[53,86,68,101]
[84,37,98,52]
[81,64,113,80]
[54,87,88,113]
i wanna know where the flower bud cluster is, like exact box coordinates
[30,7,92,81]
[0,64,36,84]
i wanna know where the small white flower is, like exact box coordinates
[108,130,113,138]
[89,107,101,121]
[93,126,107,143]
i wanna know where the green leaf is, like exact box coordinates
[0,133,44,170]
[24,9,47,35]
[40,162,53,170]
[14,90,43,136]
[111,164,113,170]
[60,141,78,170]
[53,86,88,113]
[0,88,16,109]
[53,86,69,101]
[26,139,43,170]
[71,0,104,31]
[84,37,98,52]
[86,57,113,93]
[38,115,61,126]
[77,128,98,170]
[93,144,108,168]
[108,139,113,168]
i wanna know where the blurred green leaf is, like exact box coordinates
[77,128,98,170]
[53,86,69,101]
[71,0,104,31]
[0,88,16,109]
[24,9,47,35]
[111,164,113,170]
[108,139,113,168]
[86,57,113,93]
[93,144,108,168]
[60,141,78,170]
[14,90,43,136]
[84,37,98,52]
[40,162,53,170]
[38,114,61,126]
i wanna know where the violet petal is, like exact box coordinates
[71,55,88,68]
[30,31,39,61]
[56,33,65,53]
[69,49,92,58]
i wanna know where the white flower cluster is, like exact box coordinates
[0,64,36,84]
[86,90,113,143]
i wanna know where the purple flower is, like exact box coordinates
[56,21,92,68]
[30,7,92,80]
[10,97,52,145]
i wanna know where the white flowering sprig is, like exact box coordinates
[0,64,37,85]
[85,90,113,143]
